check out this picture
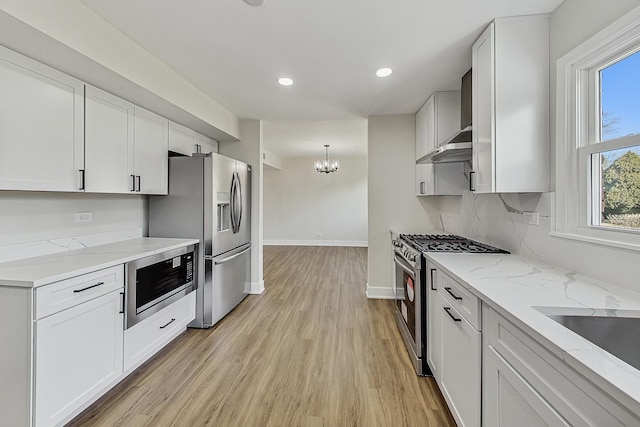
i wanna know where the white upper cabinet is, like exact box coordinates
[134,107,168,195]
[0,45,84,192]
[169,121,198,156]
[415,91,465,196]
[85,85,134,193]
[471,16,549,193]
[416,95,435,160]
[86,86,168,194]
[196,132,218,154]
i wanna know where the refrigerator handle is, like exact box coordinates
[236,173,243,231]
[212,246,251,265]
[229,173,237,233]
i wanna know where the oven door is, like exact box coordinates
[393,252,422,365]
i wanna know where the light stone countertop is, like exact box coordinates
[0,238,199,288]
[426,252,640,415]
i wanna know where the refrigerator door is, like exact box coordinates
[234,161,251,246]
[209,153,237,257]
[202,243,251,327]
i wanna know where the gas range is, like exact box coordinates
[391,232,507,377]
[400,233,509,254]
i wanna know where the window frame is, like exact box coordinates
[554,6,640,251]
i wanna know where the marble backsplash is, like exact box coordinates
[0,228,143,264]
[437,184,639,292]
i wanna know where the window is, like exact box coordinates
[588,50,640,231]
[555,6,640,250]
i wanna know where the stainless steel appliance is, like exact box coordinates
[125,244,196,329]
[417,68,473,164]
[392,233,507,375]
[149,153,251,328]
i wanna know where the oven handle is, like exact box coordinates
[210,246,251,265]
[393,253,416,276]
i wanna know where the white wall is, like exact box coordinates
[439,0,640,292]
[264,156,368,246]
[219,120,265,294]
[367,115,441,298]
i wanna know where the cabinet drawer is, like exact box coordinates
[35,266,124,319]
[439,272,481,330]
[124,292,196,372]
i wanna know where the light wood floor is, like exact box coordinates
[69,246,455,426]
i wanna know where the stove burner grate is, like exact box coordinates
[399,233,508,254]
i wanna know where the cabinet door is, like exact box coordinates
[133,107,168,195]
[416,164,435,196]
[35,290,124,427]
[85,86,134,193]
[169,122,198,156]
[426,266,441,382]
[0,45,84,192]
[483,345,570,427]
[472,23,495,194]
[416,96,435,159]
[439,293,481,427]
[196,132,219,154]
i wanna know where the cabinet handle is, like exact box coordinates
[195,144,202,154]
[469,171,475,192]
[420,181,426,195]
[130,174,136,192]
[119,292,125,314]
[136,175,141,192]
[160,318,176,329]
[430,268,437,291]
[444,287,463,301]
[443,306,462,322]
[73,281,104,293]
[79,169,85,191]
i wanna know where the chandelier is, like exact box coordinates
[315,145,339,174]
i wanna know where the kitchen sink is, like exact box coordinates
[545,314,640,370]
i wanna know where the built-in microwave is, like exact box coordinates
[125,245,196,329]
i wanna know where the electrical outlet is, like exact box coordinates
[75,212,93,223]
[523,212,539,226]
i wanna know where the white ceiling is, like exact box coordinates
[80,0,563,123]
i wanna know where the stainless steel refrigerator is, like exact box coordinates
[148,153,251,328]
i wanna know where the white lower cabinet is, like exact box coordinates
[484,345,570,426]
[0,261,196,427]
[124,292,196,373]
[426,264,441,382]
[438,291,481,427]
[35,290,124,427]
[483,305,640,427]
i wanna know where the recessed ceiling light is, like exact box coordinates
[376,68,393,78]
[278,77,294,86]
[243,0,266,6]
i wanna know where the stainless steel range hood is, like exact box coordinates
[417,68,473,165]
[416,126,472,164]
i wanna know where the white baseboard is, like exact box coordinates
[366,283,395,299]
[264,239,368,247]
[249,280,265,294]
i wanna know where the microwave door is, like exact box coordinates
[210,153,237,257]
